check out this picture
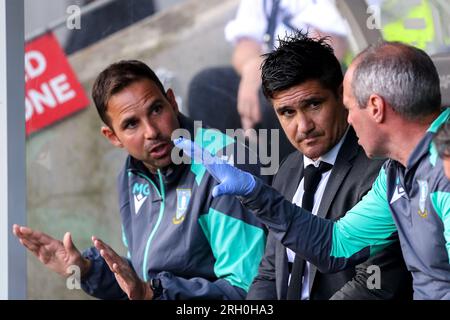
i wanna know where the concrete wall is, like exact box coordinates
[26,0,239,299]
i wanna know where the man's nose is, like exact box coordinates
[296,113,315,135]
[143,120,158,139]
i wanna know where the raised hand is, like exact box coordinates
[92,236,153,300]
[12,224,90,277]
[173,137,256,197]
[238,60,262,133]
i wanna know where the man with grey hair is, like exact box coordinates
[175,41,450,299]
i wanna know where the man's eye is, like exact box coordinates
[124,120,137,129]
[309,100,323,109]
[280,109,295,117]
[151,104,163,115]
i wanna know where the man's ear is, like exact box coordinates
[101,126,123,148]
[166,88,179,114]
[368,93,385,123]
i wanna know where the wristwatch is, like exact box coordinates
[149,278,163,299]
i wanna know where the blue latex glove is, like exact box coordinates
[173,137,256,197]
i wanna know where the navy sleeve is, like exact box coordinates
[80,247,128,300]
[152,272,246,300]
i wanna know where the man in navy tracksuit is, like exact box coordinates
[13,60,266,300]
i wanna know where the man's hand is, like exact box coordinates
[92,236,153,300]
[232,39,264,135]
[238,58,263,134]
[173,137,256,197]
[12,224,91,277]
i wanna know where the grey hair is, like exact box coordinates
[351,41,441,120]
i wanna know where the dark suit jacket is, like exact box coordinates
[247,127,412,300]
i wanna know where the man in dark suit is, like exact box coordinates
[246,31,412,300]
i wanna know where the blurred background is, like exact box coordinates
[18,0,450,299]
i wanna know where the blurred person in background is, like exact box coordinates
[366,0,450,55]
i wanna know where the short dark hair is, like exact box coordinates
[92,60,166,127]
[352,42,442,120]
[261,31,343,99]
[434,120,450,158]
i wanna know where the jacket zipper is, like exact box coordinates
[134,170,166,281]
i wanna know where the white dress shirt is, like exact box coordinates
[287,128,348,300]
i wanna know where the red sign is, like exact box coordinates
[25,33,89,136]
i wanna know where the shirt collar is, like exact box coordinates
[303,126,349,168]
[427,107,450,133]
[406,108,450,169]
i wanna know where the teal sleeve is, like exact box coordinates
[332,167,398,260]
[198,206,266,292]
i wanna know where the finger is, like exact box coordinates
[249,101,262,124]
[237,90,253,116]
[92,236,104,250]
[239,101,252,119]
[14,227,46,248]
[12,224,21,237]
[101,249,129,279]
[113,263,120,273]
[13,224,29,239]
[17,225,34,235]
[99,248,116,273]
[212,184,228,198]
[113,262,136,286]
[113,263,127,279]
[236,94,247,115]
[17,230,63,263]
[93,239,112,260]
[93,237,116,257]
[244,128,258,142]
[63,232,80,256]
[18,226,53,245]
[92,237,111,260]
[246,101,256,120]
[19,238,39,253]
[237,102,248,118]
[93,238,124,271]
[241,117,255,131]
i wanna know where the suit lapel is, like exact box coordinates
[309,127,359,294]
[316,127,359,219]
[273,152,304,299]
[278,153,304,201]
[276,240,290,299]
